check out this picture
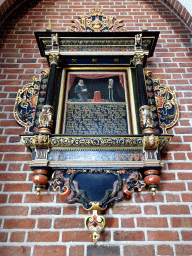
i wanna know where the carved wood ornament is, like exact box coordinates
[14,4,179,244]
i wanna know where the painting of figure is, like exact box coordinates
[67,72,126,103]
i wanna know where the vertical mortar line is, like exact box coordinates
[154,244,158,256]
[24,229,28,243]
[66,245,70,256]
[156,203,160,215]
[119,215,121,229]
[1,217,4,231]
[51,215,54,229]
[1,182,5,192]
[120,244,124,256]
[30,246,34,256]
[178,226,183,241]
[59,228,62,243]
[111,229,114,242]
[167,215,171,229]
[76,205,79,215]
[143,224,148,242]
[84,243,87,256]
[7,231,11,243]
[172,244,177,256]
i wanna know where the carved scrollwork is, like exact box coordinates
[13,77,41,134]
[50,169,145,210]
[68,3,126,32]
[154,79,179,134]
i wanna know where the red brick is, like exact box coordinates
[4,183,33,192]
[157,245,174,256]
[144,206,158,215]
[182,193,192,202]
[137,217,168,228]
[33,246,67,256]
[3,154,31,161]
[168,163,192,170]
[181,231,192,241]
[188,183,192,191]
[160,205,190,215]
[27,231,59,242]
[135,193,164,203]
[113,206,141,215]
[69,246,84,256]
[174,152,186,160]
[124,245,155,256]
[175,127,192,134]
[62,206,77,215]
[0,137,7,143]
[0,195,7,203]
[0,173,26,181]
[0,232,8,242]
[105,217,119,228]
[31,207,61,215]
[167,144,191,151]
[56,195,67,204]
[37,218,52,229]
[0,206,28,216]
[0,246,31,256]
[10,232,25,242]
[0,163,7,172]
[8,163,22,172]
[114,231,144,241]
[8,136,21,143]
[160,172,175,180]
[166,193,181,202]
[178,173,192,180]
[121,218,135,228]
[9,194,23,203]
[148,231,179,241]
[54,218,84,229]
[4,219,36,229]
[187,153,192,160]
[62,231,110,242]
[24,194,54,203]
[175,245,192,255]
[159,182,186,191]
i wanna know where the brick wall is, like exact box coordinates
[0,0,192,255]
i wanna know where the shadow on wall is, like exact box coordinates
[0,0,41,47]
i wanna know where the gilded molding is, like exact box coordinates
[21,135,172,150]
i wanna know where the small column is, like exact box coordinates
[132,53,155,134]
[39,53,59,134]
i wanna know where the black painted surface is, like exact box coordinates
[136,63,148,106]
[45,63,57,105]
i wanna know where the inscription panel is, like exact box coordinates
[48,149,144,162]
[64,103,128,135]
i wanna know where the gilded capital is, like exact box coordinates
[132,53,145,66]
[48,53,59,65]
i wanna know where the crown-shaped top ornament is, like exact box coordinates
[68,3,126,32]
